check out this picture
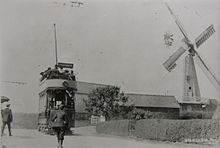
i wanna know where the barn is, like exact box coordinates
[179,99,219,119]
[75,81,180,119]
[125,93,180,119]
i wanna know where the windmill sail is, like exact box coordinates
[195,51,220,92]
[165,3,190,42]
[163,47,186,72]
[195,25,215,48]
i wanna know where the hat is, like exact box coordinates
[59,104,64,109]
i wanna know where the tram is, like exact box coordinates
[38,62,77,134]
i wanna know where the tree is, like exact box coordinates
[84,86,133,121]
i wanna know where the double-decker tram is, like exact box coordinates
[38,62,77,134]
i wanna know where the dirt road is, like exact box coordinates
[1,126,218,148]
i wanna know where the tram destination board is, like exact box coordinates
[57,62,74,68]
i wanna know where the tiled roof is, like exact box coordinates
[76,81,110,94]
[125,93,180,108]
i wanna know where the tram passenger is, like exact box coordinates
[50,104,67,148]
[45,67,52,79]
[50,66,60,79]
[70,70,76,81]
[40,72,45,81]
[40,67,51,81]
[64,70,69,79]
[58,67,64,74]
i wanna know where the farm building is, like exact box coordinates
[125,93,180,119]
[179,99,219,119]
[75,81,180,119]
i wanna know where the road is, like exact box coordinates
[1,126,218,148]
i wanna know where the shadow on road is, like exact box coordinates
[66,133,82,136]
[13,135,35,139]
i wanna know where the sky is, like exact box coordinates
[0,0,220,113]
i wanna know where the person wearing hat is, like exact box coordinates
[1,104,13,136]
[50,104,67,148]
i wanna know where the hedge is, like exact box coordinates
[135,119,220,142]
[96,120,129,136]
[96,119,220,144]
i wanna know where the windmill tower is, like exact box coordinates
[163,3,220,118]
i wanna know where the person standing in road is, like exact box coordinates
[1,104,13,136]
[50,104,67,148]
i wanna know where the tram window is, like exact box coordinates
[46,89,75,109]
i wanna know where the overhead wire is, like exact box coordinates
[36,0,76,69]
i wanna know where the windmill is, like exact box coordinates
[163,3,220,118]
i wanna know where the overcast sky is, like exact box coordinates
[0,0,220,113]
